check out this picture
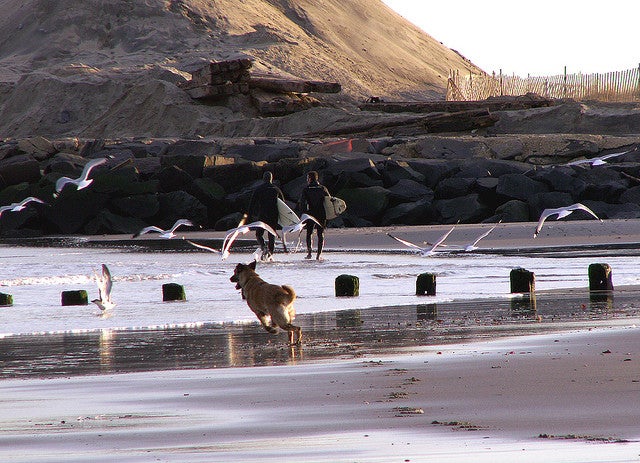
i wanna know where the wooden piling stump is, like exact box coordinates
[416,273,436,296]
[61,290,88,306]
[0,292,13,306]
[588,263,614,291]
[510,268,535,293]
[335,274,359,297]
[163,283,186,302]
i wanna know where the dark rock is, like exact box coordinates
[494,199,530,222]
[204,161,262,191]
[337,186,389,221]
[415,137,492,160]
[475,177,499,192]
[155,165,194,192]
[405,159,459,188]
[157,191,207,227]
[163,283,186,302]
[214,212,246,231]
[61,290,88,306]
[91,165,154,196]
[603,202,640,219]
[110,194,160,219]
[579,179,628,203]
[379,159,425,187]
[165,139,222,158]
[387,179,433,203]
[496,174,548,201]
[619,185,640,204]
[531,166,587,197]
[17,136,57,160]
[0,155,41,186]
[226,142,300,162]
[434,177,475,199]
[455,158,531,178]
[85,209,149,234]
[335,274,359,297]
[42,188,109,234]
[380,197,433,225]
[433,193,490,223]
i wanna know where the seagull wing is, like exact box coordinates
[467,221,501,249]
[569,203,602,221]
[244,221,278,237]
[185,240,220,253]
[387,233,425,252]
[169,219,195,233]
[101,264,112,302]
[55,176,73,193]
[19,196,46,207]
[534,208,560,237]
[429,224,457,252]
[80,157,108,181]
[599,150,630,162]
[221,214,249,260]
[132,225,164,238]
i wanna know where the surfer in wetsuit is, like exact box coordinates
[298,170,330,260]
[248,171,284,260]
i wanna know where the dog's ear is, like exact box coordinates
[248,260,257,270]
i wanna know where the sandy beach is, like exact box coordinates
[1,220,640,462]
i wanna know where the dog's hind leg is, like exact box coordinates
[256,313,278,333]
[284,324,302,345]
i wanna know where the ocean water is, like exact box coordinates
[1,243,638,338]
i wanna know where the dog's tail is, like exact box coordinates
[279,285,296,304]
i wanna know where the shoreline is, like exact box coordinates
[1,325,638,462]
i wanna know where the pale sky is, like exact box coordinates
[382,0,639,77]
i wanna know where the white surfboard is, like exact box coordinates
[277,198,299,227]
[324,196,347,220]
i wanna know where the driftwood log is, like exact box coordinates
[307,109,498,137]
[359,93,554,113]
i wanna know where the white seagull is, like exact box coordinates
[463,220,502,252]
[534,203,602,238]
[221,221,279,260]
[132,219,196,239]
[564,149,631,167]
[54,157,108,196]
[282,213,322,235]
[91,264,115,312]
[387,224,457,256]
[184,239,221,253]
[0,196,47,217]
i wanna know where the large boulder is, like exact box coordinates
[496,173,548,201]
[157,191,207,227]
[226,142,300,162]
[387,179,433,203]
[380,197,434,226]
[379,159,425,187]
[434,177,475,199]
[203,161,262,191]
[405,159,459,188]
[433,193,490,223]
[337,186,390,222]
[0,154,41,186]
[494,199,530,222]
[110,194,160,219]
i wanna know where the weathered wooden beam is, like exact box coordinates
[359,94,554,113]
[248,75,341,94]
[307,109,497,137]
[185,82,250,99]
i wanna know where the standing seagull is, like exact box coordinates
[221,221,279,260]
[91,264,115,312]
[534,203,602,238]
[463,220,502,252]
[387,224,457,257]
[0,196,46,217]
[132,219,196,239]
[54,157,108,197]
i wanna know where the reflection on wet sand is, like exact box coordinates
[1,289,640,379]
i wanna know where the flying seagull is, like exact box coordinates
[54,157,108,197]
[91,264,115,312]
[564,149,631,167]
[282,213,322,235]
[221,221,279,260]
[534,203,602,238]
[387,223,457,256]
[184,239,221,253]
[0,196,47,217]
[132,219,196,239]
[463,220,502,252]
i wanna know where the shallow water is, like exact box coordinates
[1,242,639,377]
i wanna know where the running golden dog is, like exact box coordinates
[230,261,302,345]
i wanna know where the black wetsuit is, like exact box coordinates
[248,181,284,255]
[299,180,330,258]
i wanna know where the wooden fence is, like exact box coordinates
[447,66,640,102]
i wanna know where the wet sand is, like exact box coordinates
[1,220,640,461]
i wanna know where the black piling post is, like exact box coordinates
[335,274,359,297]
[416,273,436,296]
[588,263,614,291]
[61,290,88,306]
[0,292,13,306]
[163,283,186,301]
[510,268,535,293]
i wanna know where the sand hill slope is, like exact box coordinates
[0,0,481,139]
